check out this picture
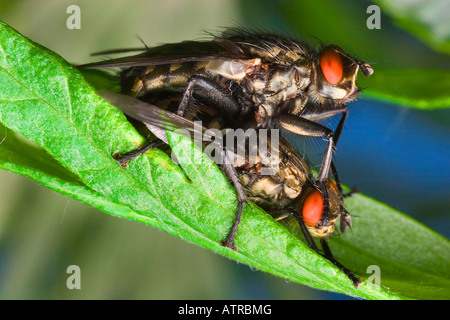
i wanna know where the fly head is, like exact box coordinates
[309,45,373,105]
[295,179,350,238]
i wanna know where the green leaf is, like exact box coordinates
[1,20,449,300]
[360,68,450,109]
[374,0,450,55]
[0,123,146,224]
[78,68,121,93]
[274,0,450,109]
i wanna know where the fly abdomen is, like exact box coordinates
[122,63,199,97]
[121,58,263,99]
[144,64,190,91]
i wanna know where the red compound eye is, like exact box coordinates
[320,49,343,85]
[302,190,323,227]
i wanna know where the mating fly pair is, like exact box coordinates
[78,29,373,287]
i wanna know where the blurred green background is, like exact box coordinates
[0,0,448,299]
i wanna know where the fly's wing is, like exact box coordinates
[100,92,214,143]
[77,39,248,69]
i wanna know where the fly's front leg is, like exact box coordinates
[290,207,320,252]
[320,239,362,288]
[278,114,336,182]
[290,205,361,287]
[220,149,247,251]
[332,106,348,147]
[271,207,322,253]
[330,161,344,197]
[269,208,296,222]
[301,105,348,196]
[177,76,241,117]
[330,151,361,199]
[300,105,348,145]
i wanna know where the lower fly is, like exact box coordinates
[233,132,361,287]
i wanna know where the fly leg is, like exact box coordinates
[328,107,348,199]
[330,155,361,199]
[291,208,320,251]
[113,138,165,167]
[271,207,321,250]
[320,238,362,288]
[220,149,247,251]
[270,208,297,222]
[330,161,344,197]
[329,160,352,233]
[176,75,241,117]
[287,207,362,287]
[278,114,338,184]
[300,105,348,197]
[278,114,336,221]
[279,104,349,217]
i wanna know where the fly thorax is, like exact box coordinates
[294,64,311,90]
[265,67,305,100]
[257,104,272,118]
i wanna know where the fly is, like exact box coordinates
[98,92,362,288]
[236,133,361,287]
[78,30,373,287]
[78,29,373,220]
